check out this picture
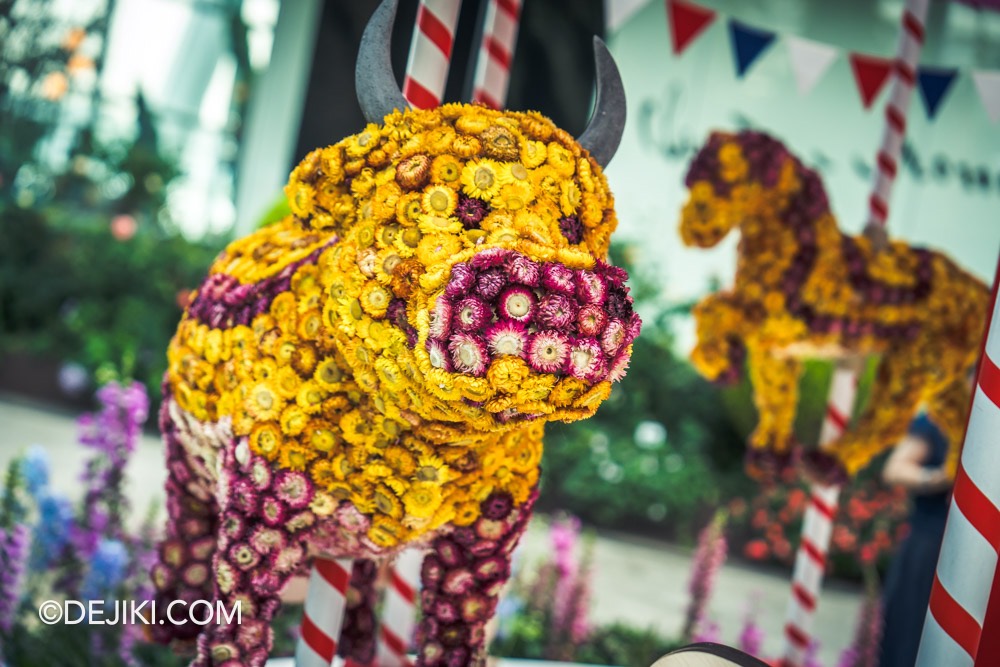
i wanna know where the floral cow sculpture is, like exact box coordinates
[680,130,988,484]
[151,2,638,666]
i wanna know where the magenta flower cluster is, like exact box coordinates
[426,248,641,383]
[187,240,335,329]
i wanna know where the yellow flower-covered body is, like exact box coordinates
[680,130,988,482]
[164,105,639,552]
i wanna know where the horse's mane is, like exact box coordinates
[685,130,833,225]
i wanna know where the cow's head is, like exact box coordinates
[284,0,639,436]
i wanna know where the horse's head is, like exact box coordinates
[679,130,795,248]
[284,0,639,435]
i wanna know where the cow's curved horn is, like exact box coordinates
[577,37,627,168]
[356,0,409,123]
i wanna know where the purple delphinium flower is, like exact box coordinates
[550,515,581,637]
[837,579,882,667]
[682,512,728,641]
[31,491,74,570]
[690,617,721,644]
[20,446,50,497]
[61,381,149,594]
[803,641,824,667]
[80,538,129,602]
[737,594,765,657]
[0,523,30,632]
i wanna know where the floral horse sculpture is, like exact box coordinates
[151,2,638,665]
[680,130,988,484]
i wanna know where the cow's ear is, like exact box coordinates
[356,0,409,124]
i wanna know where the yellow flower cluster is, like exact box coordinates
[680,130,989,480]
[166,104,626,547]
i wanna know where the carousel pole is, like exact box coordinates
[402,0,463,109]
[375,548,425,667]
[780,1,930,664]
[781,366,854,666]
[469,0,523,109]
[296,557,355,667]
[915,254,1000,667]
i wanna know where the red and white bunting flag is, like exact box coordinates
[668,0,716,56]
[606,0,654,33]
[785,35,839,95]
[972,70,1000,123]
[849,53,894,110]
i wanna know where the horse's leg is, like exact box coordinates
[815,351,927,481]
[338,558,380,665]
[185,454,311,667]
[415,488,538,667]
[690,292,748,385]
[925,375,973,477]
[151,400,220,649]
[745,344,802,481]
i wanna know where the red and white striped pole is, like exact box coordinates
[375,548,424,666]
[781,365,856,666]
[296,557,354,667]
[916,256,1000,667]
[864,0,929,234]
[470,0,523,109]
[403,0,463,109]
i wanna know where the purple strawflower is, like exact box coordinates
[682,512,728,641]
[456,195,488,228]
[566,338,607,382]
[558,215,583,244]
[452,297,492,332]
[0,523,30,632]
[506,254,541,286]
[497,287,536,323]
[536,293,578,330]
[541,263,575,295]
[527,331,570,374]
[575,270,606,305]
[448,334,489,376]
[430,297,453,339]
[445,263,477,298]
[474,268,507,301]
[485,320,528,358]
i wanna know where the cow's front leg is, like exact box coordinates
[416,488,538,667]
[151,400,220,649]
[338,558,380,665]
[190,459,314,667]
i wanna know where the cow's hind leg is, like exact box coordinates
[416,488,538,667]
[151,400,220,648]
[338,558,380,665]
